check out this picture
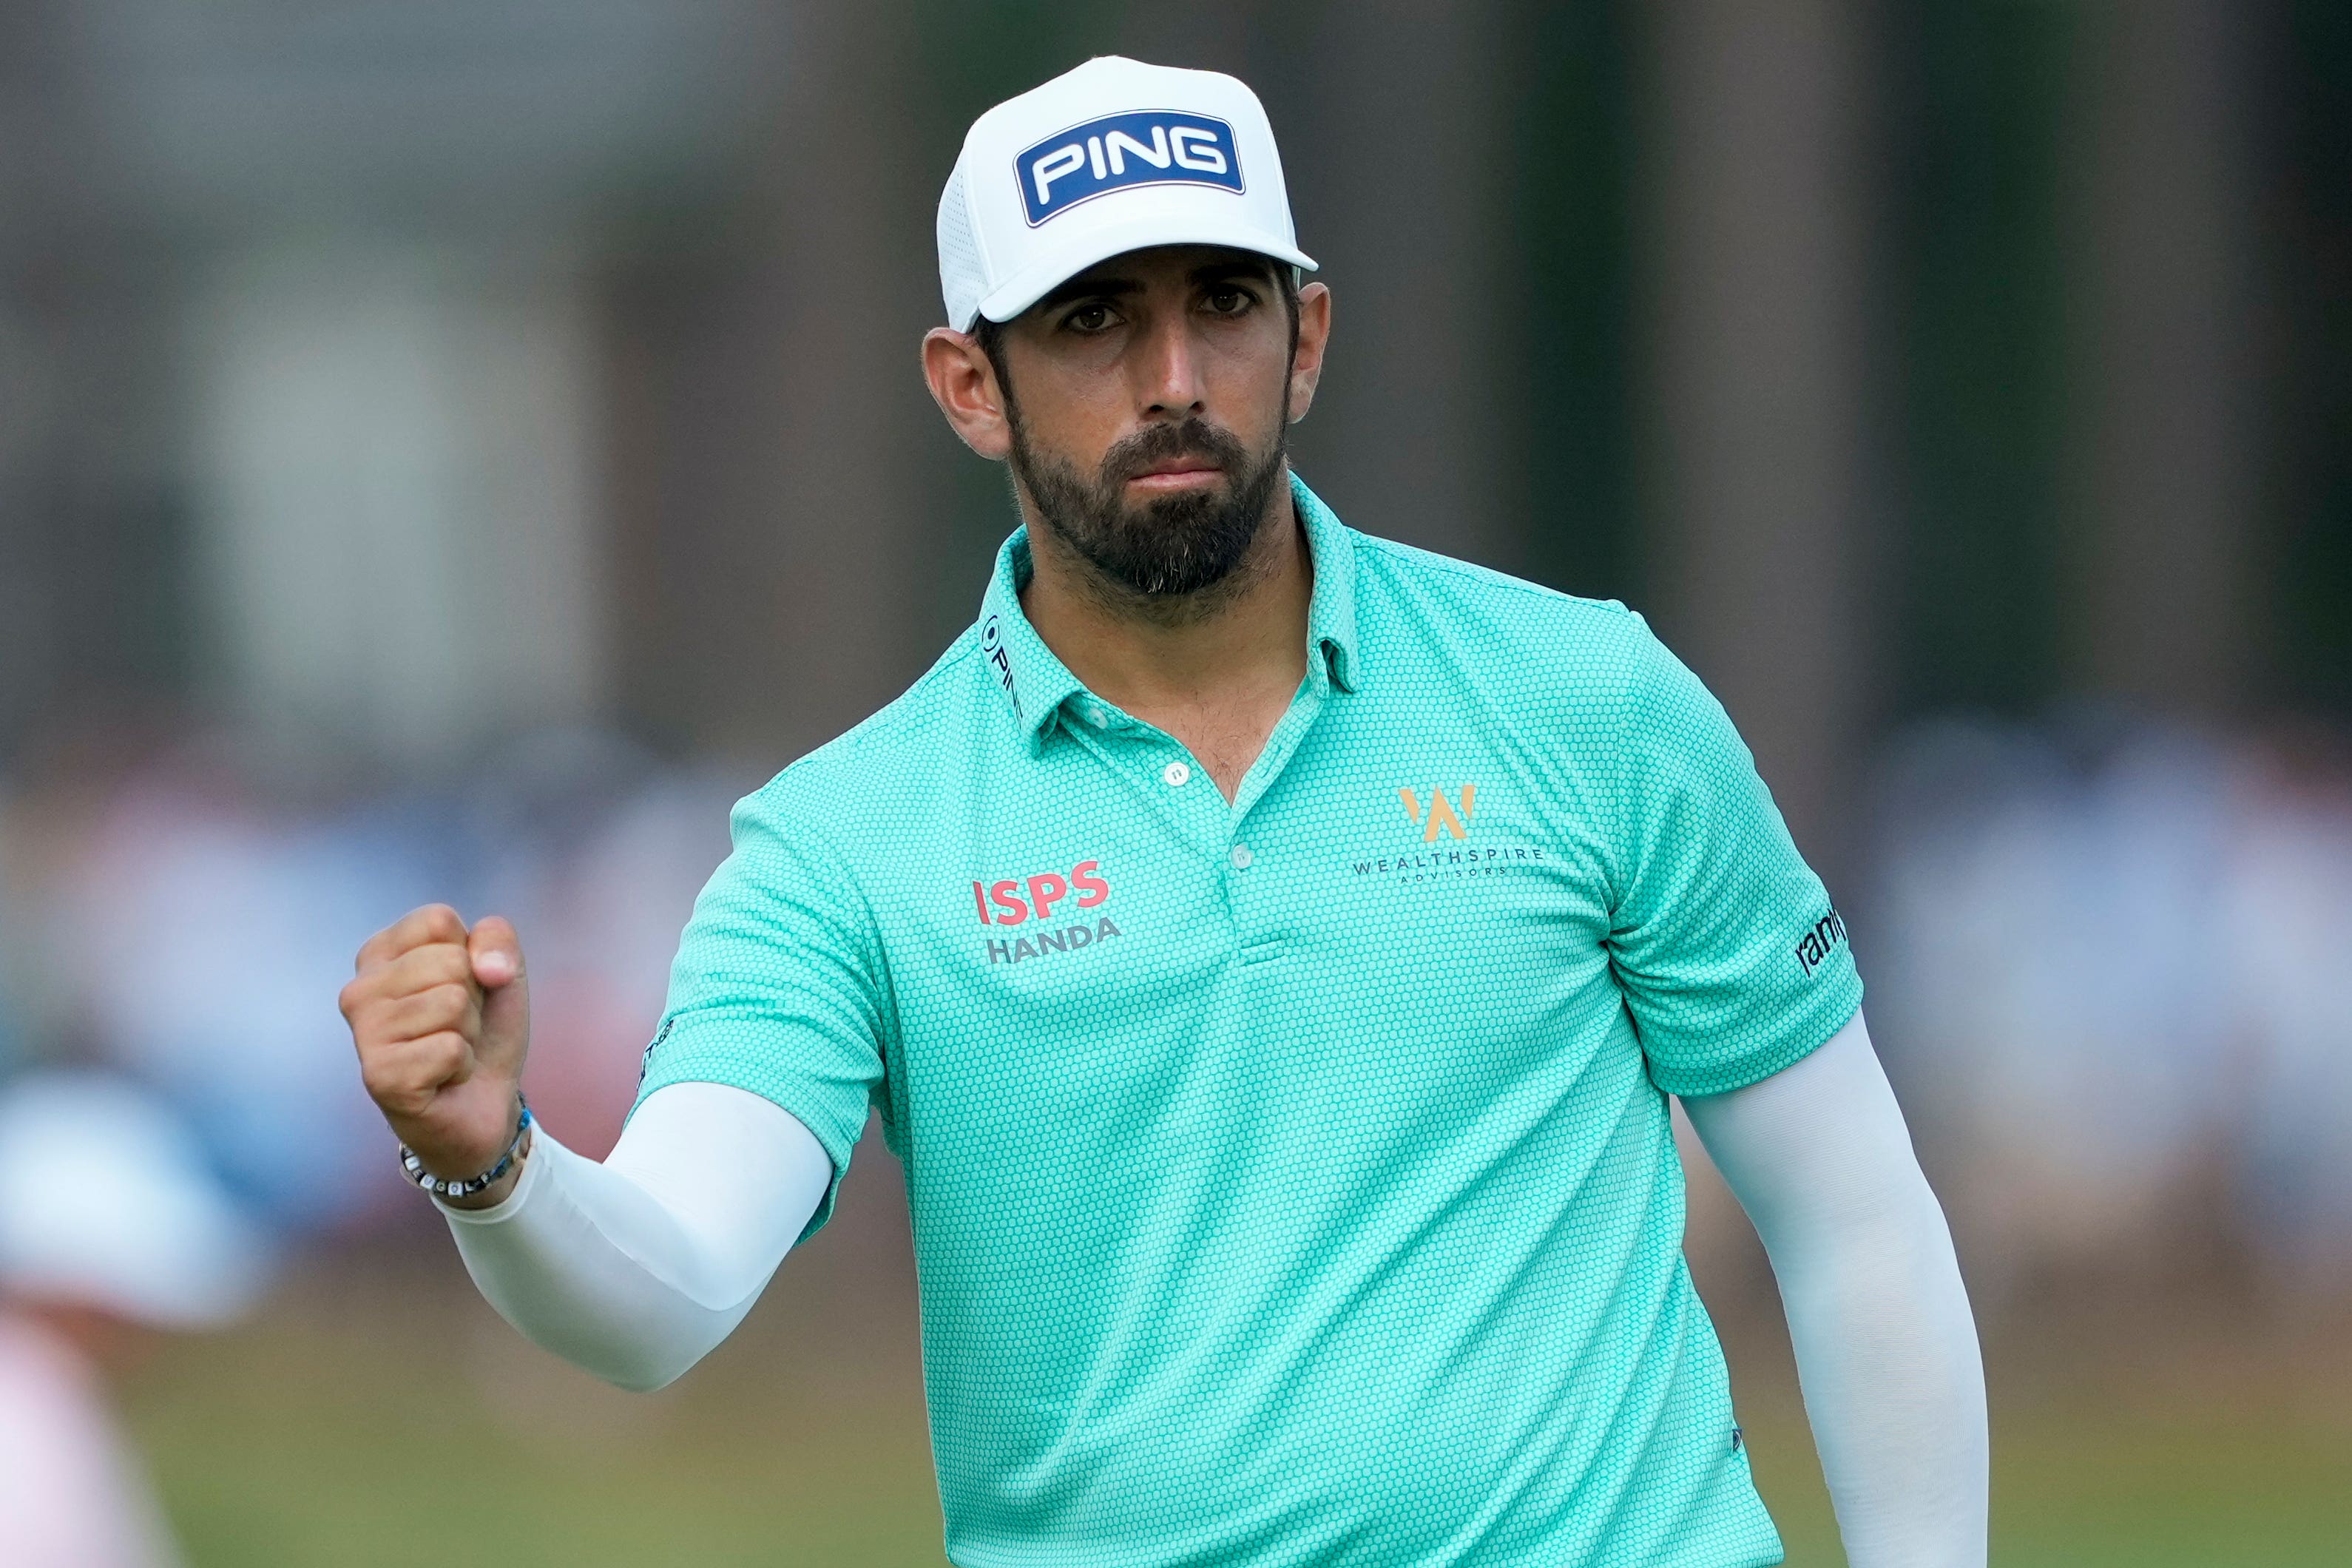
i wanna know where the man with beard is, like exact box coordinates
[340,57,1986,1568]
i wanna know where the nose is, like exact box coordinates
[1132,308,1206,417]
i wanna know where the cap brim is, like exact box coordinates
[972,209,1316,330]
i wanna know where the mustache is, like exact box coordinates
[1098,418,1249,487]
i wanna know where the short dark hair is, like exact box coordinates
[972,262,1302,405]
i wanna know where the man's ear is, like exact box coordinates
[1285,282,1331,426]
[922,327,1013,460]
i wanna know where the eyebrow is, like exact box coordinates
[1033,259,1281,314]
[1035,274,1142,311]
[1187,259,1280,286]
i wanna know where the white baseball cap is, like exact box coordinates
[0,1073,273,1329]
[937,55,1317,332]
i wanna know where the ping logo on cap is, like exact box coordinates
[1016,109,1244,226]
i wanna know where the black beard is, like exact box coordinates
[1008,413,1288,599]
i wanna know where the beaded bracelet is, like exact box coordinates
[399,1097,534,1201]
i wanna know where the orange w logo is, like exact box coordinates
[1398,784,1478,842]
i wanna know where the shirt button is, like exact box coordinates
[1085,706,1109,728]
[1162,761,1191,787]
[1230,844,1254,869]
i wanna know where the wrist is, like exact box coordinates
[438,1122,533,1211]
[400,1095,532,1206]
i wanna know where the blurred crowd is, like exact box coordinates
[0,707,2345,1308]
[0,720,743,1229]
[1865,712,2352,1305]
[0,717,740,1564]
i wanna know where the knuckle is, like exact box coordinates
[411,1033,469,1084]
[382,947,447,995]
[424,983,475,1027]
[392,944,457,990]
[347,999,393,1049]
[356,925,397,970]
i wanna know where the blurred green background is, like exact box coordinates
[4,0,2351,1562]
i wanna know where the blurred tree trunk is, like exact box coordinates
[1638,0,1882,868]
[2067,0,2263,715]
[1280,0,1519,573]
[608,0,947,763]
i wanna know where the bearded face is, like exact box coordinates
[1005,408,1290,600]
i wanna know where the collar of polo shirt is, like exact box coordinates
[974,470,1362,753]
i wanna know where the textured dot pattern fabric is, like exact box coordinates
[638,473,1862,1567]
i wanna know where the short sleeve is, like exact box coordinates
[1604,618,1862,1098]
[632,785,887,1242]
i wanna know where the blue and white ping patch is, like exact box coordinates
[1016,110,1244,226]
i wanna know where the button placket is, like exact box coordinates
[1223,812,1282,957]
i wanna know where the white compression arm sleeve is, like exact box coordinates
[438,1081,831,1391]
[1682,1011,1988,1568]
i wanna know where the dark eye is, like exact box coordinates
[1206,286,1253,315]
[1064,303,1115,334]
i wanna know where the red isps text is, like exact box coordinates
[972,859,1109,925]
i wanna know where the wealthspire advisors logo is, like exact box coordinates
[1351,780,1550,884]
[1399,785,1477,842]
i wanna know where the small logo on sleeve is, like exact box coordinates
[637,1015,675,1091]
[1796,910,1848,975]
[970,858,1121,964]
[1016,110,1244,226]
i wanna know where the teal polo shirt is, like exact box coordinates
[638,473,1862,1567]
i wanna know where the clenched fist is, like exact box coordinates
[339,904,530,1204]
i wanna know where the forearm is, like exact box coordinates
[1685,1014,1988,1568]
[441,1130,761,1393]
[1768,1151,1984,1564]
[438,1083,830,1392]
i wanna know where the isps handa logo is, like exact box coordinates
[969,859,1122,965]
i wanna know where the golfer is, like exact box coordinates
[341,57,1987,1567]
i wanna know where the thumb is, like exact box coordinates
[468,916,530,1074]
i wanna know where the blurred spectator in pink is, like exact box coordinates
[0,1072,272,1567]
